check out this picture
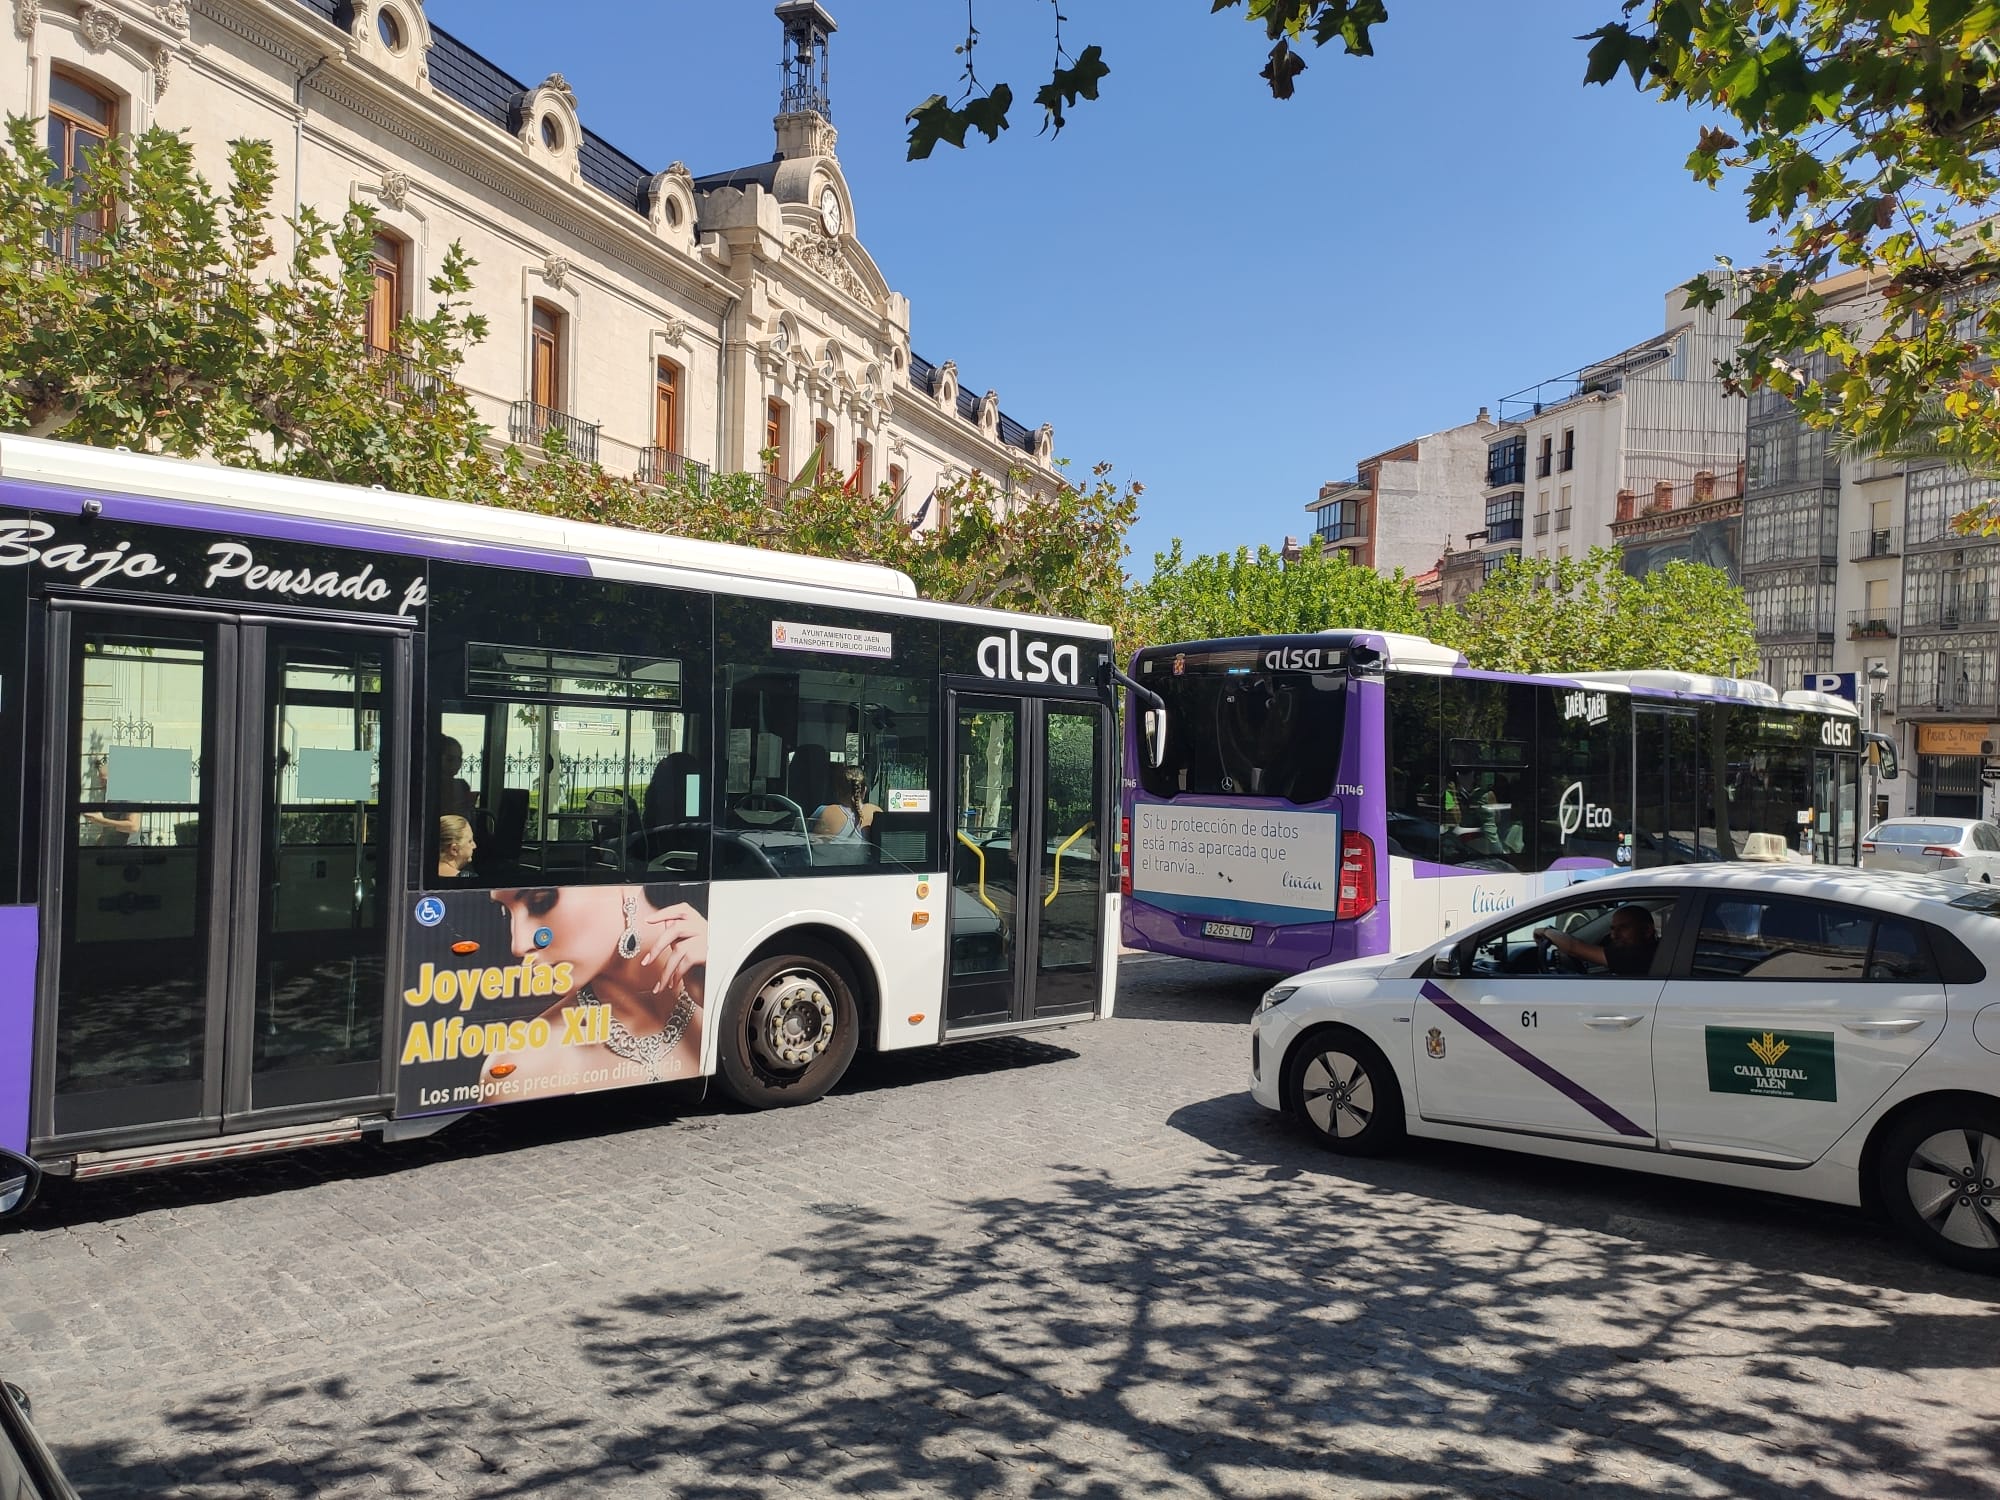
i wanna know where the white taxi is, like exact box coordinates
[1249,864,2000,1272]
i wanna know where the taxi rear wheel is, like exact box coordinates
[1285,1026,1405,1158]
[1876,1099,2000,1274]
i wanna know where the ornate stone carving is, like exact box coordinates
[784,231,867,303]
[153,43,171,99]
[541,254,570,290]
[659,317,687,347]
[665,161,692,183]
[1034,423,1055,464]
[540,73,577,106]
[378,171,412,211]
[156,0,188,29]
[78,3,121,49]
[13,0,37,41]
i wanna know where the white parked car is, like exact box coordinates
[1861,818,2000,883]
[1249,865,2000,1271]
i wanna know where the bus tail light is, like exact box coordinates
[1119,816,1132,896]
[1923,845,1963,858]
[1337,832,1375,921]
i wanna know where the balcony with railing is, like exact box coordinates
[1908,592,1997,631]
[367,347,444,406]
[1847,609,1899,640]
[1849,527,1899,561]
[759,470,790,504]
[638,447,710,491]
[509,400,601,464]
[1554,507,1572,532]
[1533,512,1549,537]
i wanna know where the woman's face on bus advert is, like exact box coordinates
[491,887,629,988]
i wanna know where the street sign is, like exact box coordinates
[1802,672,1858,702]
[1982,765,2000,786]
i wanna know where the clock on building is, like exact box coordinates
[819,187,843,237]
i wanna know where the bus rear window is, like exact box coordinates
[1137,668,1345,802]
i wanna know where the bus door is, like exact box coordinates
[1633,707,1701,868]
[35,601,410,1151]
[1813,745,1860,864]
[944,691,1109,1033]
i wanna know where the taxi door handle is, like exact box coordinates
[1584,1014,1645,1029]
[1842,1017,1926,1035]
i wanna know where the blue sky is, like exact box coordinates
[424,0,1760,575]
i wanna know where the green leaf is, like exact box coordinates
[1034,46,1110,137]
[1261,37,1308,98]
[1579,22,1653,87]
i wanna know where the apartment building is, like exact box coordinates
[1478,283,1748,580]
[7,0,1055,511]
[1302,413,1494,579]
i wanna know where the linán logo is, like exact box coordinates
[977,629,1080,686]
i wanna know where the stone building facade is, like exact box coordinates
[5,0,1055,513]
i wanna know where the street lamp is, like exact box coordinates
[1868,660,1890,824]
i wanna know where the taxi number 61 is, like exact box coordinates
[1521,1010,1538,1028]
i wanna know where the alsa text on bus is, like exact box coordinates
[978,629,1080,685]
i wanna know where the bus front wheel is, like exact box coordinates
[714,950,860,1109]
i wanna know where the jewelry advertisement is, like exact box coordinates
[395,879,709,1115]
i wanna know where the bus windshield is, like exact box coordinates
[1136,651,1345,803]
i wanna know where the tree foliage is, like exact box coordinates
[1584,1,2000,482]
[1452,547,1758,676]
[0,119,1137,630]
[1130,541,1432,649]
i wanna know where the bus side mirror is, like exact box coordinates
[1141,708,1167,769]
[0,1149,42,1219]
[1865,731,1899,782]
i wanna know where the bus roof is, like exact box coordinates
[0,434,922,601]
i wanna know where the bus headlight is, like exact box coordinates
[1257,985,1298,1015]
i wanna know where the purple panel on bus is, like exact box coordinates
[0,905,37,1156]
[0,479,593,575]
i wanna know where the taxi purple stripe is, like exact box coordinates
[1418,980,1650,1138]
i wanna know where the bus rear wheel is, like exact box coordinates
[714,950,860,1109]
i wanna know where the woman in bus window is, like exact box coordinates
[480,883,708,1100]
[811,764,880,842]
[437,815,477,881]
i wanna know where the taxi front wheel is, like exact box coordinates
[1877,1099,2000,1274]
[1284,1026,1406,1157]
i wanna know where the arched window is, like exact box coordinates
[48,71,117,263]
[764,398,787,483]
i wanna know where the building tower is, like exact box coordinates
[775,3,838,159]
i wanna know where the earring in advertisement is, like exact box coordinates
[617,892,641,959]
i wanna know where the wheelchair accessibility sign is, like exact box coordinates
[414,896,447,928]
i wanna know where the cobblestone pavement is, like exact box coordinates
[5,957,2000,1499]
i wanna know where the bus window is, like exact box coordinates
[1437,680,1534,871]
[435,644,705,885]
[717,599,938,877]
[1134,650,1345,803]
[1537,687,1630,871]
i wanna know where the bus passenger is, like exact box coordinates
[437,815,477,880]
[811,764,880,842]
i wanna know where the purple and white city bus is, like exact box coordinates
[0,437,1118,1198]
[1119,631,1889,972]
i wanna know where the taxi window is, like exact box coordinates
[1869,918,1938,981]
[1693,896,1934,981]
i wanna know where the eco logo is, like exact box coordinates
[1704,1026,1836,1102]
[1556,780,1614,844]
[1425,1027,1446,1060]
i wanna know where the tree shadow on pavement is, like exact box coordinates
[51,1107,2000,1499]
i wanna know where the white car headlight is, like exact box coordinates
[1257,984,1298,1015]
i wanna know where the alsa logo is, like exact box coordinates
[977,630,1080,686]
[1265,645,1325,671]
[1820,718,1856,748]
